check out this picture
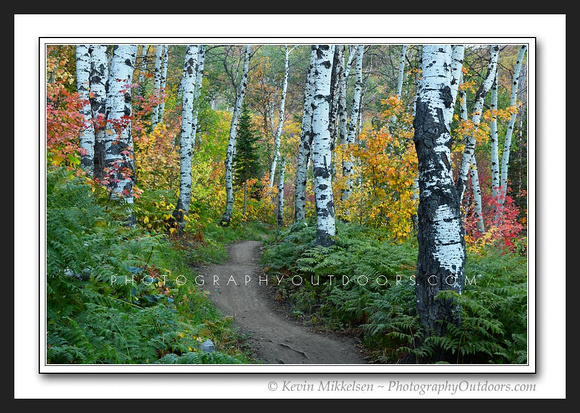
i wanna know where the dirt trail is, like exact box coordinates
[198,240,366,364]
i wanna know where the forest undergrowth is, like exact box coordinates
[261,220,528,364]
[46,167,271,365]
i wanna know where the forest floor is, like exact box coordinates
[198,240,367,364]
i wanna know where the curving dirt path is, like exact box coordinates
[198,240,366,364]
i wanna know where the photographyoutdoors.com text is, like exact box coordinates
[111,272,480,288]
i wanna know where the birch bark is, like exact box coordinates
[276,159,286,227]
[341,45,364,202]
[89,45,108,181]
[174,45,199,231]
[413,45,466,339]
[221,45,252,226]
[499,45,527,208]
[191,46,206,148]
[311,45,336,246]
[294,47,317,223]
[269,45,290,187]
[456,45,500,203]
[102,45,138,223]
[76,45,94,174]
[150,45,163,130]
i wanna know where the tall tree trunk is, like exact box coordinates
[192,45,206,148]
[396,44,408,99]
[150,45,164,130]
[459,70,485,234]
[174,45,199,232]
[329,45,345,148]
[276,159,286,227]
[75,45,94,174]
[413,45,466,342]
[269,45,290,187]
[338,47,356,145]
[221,45,252,226]
[456,45,500,203]
[102,45,138,225]
[341,45,364,202]
[499,45,527,209]
[158,45,169,124]
[89,45,109,181]
[490,73,500,202]
[294,47,317,223]
[311,45,336,247]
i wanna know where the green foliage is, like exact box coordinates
[262,221,528,364]
[233,104,262,186]
[46,167,249,364]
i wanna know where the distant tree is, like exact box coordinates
[233,104,261,217]
[221,45,252,226]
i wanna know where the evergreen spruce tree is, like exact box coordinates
[233,105,261,217]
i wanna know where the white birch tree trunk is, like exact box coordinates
[158,45,169,124]
[396,44,408,99]
[269,45,290,187]
[102,45,138,223]
[341,45,364,202]
[174,45,199,231]
[413,45,466,341]
[89,45,108,181]
[338,47,356,144]
[311,45,336,246]
[221,45,252,226]
[294,46,317,223]
[75,45,95,174]
[276,159,286,227]
[329,45,345,147]
[447,45,465,122]
[490,73,500,202]
[191,45,206,148]
[458,70,485,233]
[499,45,527,207]
[150,45,163,130]
[456,45,500,203]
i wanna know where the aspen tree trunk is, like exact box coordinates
[447,45,465,122]
[174,45,199,232]
[329,45,345,147]
[459,71,485,233]
[269,45,290,187]
[341,45,364,202]
[137,45,148,95]
[413,45,466,341]
[456,45,499,203]
[221,45,251,226]
[191,46,206,148]
[102,45,138,225]
[499,45,527,209]
[75,45,95,174]
[276,159,286,227]
[396,45,408,99]
[294,46,317,223]
[89,45,108,181]
[151,45,164,130]
[338,47,356,144]
[490,73,500,203]
[158,45,169,124]
[311,45,336,247]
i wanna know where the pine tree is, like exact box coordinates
[233,105,261,217]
